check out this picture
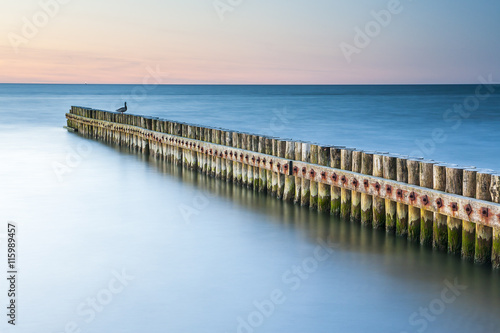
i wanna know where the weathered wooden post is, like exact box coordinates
[246,134,254,188]
[419,160,434,246]
[318,146,331,212]
[407,158,421,242]
[241,133,248,186]
[383,154,397,232]
[271,138,279,196]
[252,135,260,190]
[233,132,242,184]
[277,140,287,199]
[351,150,363,222]
[220,130,227,180]
[372,153,385,228]
[294,142,303,203]
[226,131,233,182]
[433,163,448,251]
[361,151,373,226]
[173,122,182,165]
[300,142,311,206]
[340,148,353,220]
[215,129,222,178]
[283,141,295,202]
[309,144,319,209]
[475,170,493,264]
[491,173,500,269]
[265,137,273,192]
[258,136,266,191]
[330,147,342,216]
[462,168,477,261]
[396,156,408,236]
[446,165,463,255]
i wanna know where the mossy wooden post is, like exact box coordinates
[173,122,182,165]
[271,138,279,196]
[301,142,311,206]
[433,163,448,251]
[372,153,385,228]
[361,151,373,226]
[446,165,463,255]
[241,133,248,185]
[294,142,302,203]
[330,147,342,216]
[265,137,273,192]
[340,148,353,220]
[196,126,202,169]
[277,140,287,199]
[190,125,198,169]
[205,128,212,175]
[351,150,363,222]
[490,173,500,269]
[475,170,493,264]
[220,130,228,180]
[396,157,408,237]
[252,135,260,190]
[283,141,295,202]
[419,160,434,246]
[461,168,477,261]
[226,131,233,182]
[407,159,421,242]
[383,154,397,232]
[233,132,242,184]
[215,129,222,178]
[258,136,267,192]
[318,146,331,212]
[309,144,319,209]
[181,124,188,166]
[246,134,254,188]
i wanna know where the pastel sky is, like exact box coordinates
[1,0,499,84]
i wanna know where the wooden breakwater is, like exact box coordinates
[66,106,500,268]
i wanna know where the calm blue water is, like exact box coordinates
[0,84,499,333]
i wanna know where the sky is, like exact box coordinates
[1,0,499,84]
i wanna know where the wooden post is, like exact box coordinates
[330,147,342,216]
[241,133,248,185]
[383,154,397,233]
[446,165,463,255]
[419,160,434,246]
[396,156,408,237]
[277,140,286,199]
[283,141,295,202]
[361,151,373,226]
[491,173,500,269]
[220,130,227,180]
[271,138,279,196]
[475,170,493,264]
[258,136,266,191]
[351,150,363,222]
[252,135,260,190]
[233,132,242,184]
[433,163,448,251]
[300,142,311,206]
[173,122,182,165]
[407,159,421,242]
[372,153,385,228]
[226,131,233,181]
[340,148,353,220]
[246,134,254,188]
[318,146,331,212]
[294,142,303,203]
[309,144,319,209]
[461,168,476,261]
[265,137,273,193]
[215,129,222,178]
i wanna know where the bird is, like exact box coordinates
[116,102,127,113]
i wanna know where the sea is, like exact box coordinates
[0,84,499,333]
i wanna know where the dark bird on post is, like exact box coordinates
[116,102,127,113]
